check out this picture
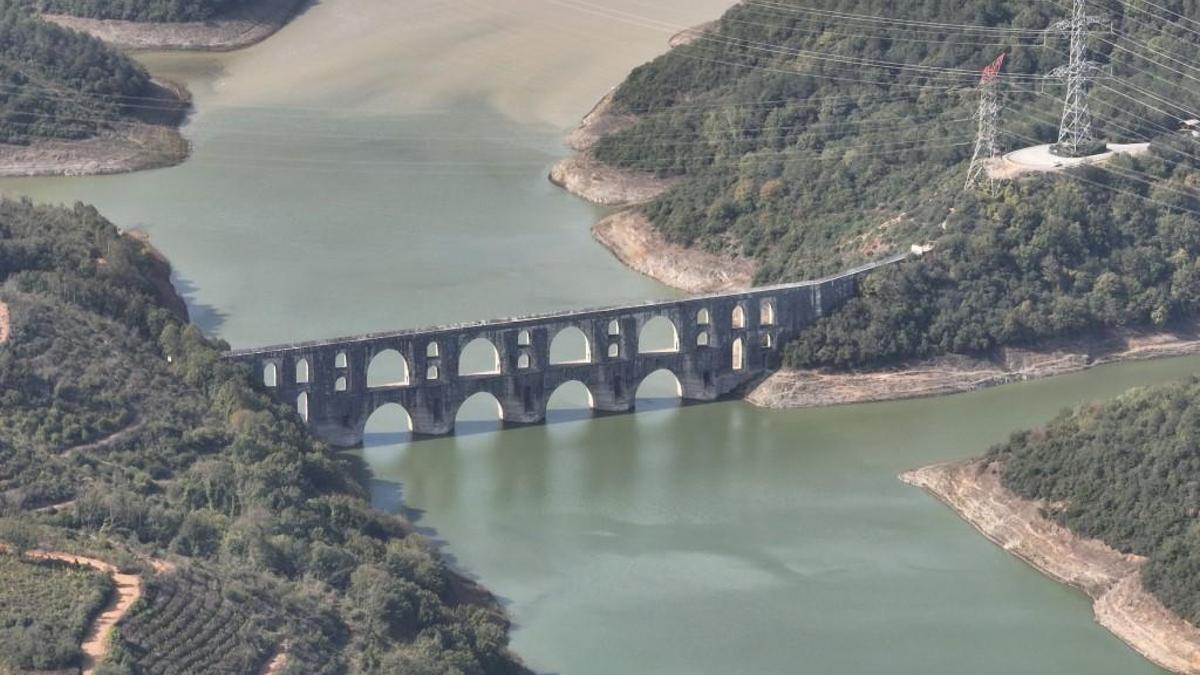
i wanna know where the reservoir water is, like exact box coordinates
[0,1,1181,672]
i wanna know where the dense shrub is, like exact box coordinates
[0,199,528,673]
[0,2,152,143]
[24,0,249,22]
[990,377,1200,624]
[0,555,113,671]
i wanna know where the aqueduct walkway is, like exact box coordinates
[224,254,905,446]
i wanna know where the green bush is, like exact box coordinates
[990,377,1200,625]
[0,2,154,143]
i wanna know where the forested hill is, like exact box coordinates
[988,377,1200,627]
[0,198,527,673]
[22,0,249,22]
[596,0,1200,370]
[0,3,161,144]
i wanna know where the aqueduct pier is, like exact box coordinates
[224,254,905,446]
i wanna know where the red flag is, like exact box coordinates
[980,53,1007,84]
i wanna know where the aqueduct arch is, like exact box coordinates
[224,254,904,445]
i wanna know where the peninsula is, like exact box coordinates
[902,373,1200,673]
[551,0,1200,409]
[0,0,305,178]
[36,0,307,51]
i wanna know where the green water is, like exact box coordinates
[0,1,1183,672]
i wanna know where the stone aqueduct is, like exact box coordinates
[224,255,904,446]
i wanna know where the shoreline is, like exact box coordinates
[556,23,1200,411]
[0,121,189,178]
[549,90,676,206]
[0,80,190,178]
[901,459,1200,674]
[746,323,1200,409]
[42,0,307,52]
[552,60,759,292]
[592,209,755,293]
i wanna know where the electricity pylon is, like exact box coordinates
[1049,0,1107,156]
[965,52,1007,193]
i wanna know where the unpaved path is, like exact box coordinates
[259,643,289,675]
[902,460,1200,674]
[0,301,8,344]
[2,548,166,674]
[62,415,145,457]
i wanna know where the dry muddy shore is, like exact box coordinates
[747,323,1200,409]
[592,210,754,293]
[901,460,1200,674]
[0,123,187,178]
[0,81,189,178]
[553,55,758,292]
[549,91,677,206]
[42,0,306,51]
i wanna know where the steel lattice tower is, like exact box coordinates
[965,53,1008,192]
[1049,0,1107,156]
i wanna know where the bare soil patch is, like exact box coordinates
[593,209,754,293]
[549,153,678,206]
[42,0,306,52]
[901,460,1200,674]
[0,301,9,344]
[259,643,289,675]
[552,88,678,206]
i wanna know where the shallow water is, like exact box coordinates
[0,1,1180,672]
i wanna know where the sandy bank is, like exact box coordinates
[0,123,187,178]
[593,209,754,293]
[747,323,1200,408]
[901,460,1200,674]
[549,153,679,206]
[556,87,759,290]
[550,91,678,205]
[42,0,306,52]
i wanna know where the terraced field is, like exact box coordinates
[114,567,273,675]
[0,553,113,671]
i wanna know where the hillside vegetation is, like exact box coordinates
[22,0,247,22]
[787,136,1200,368]
[0,198,526,673]
[0,2,158,144]
[594,0,1200,369]
[988,376,1200,626]
[0,554,113,671]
